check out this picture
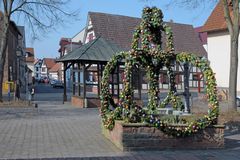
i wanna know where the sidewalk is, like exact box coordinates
[0,101,239,160]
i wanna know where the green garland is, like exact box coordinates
[100,7,219,137]
[100,51,127,130]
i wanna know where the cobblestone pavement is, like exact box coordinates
[0,101,239,160]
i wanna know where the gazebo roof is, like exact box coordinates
[57,37,123,62]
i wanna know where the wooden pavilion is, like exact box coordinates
[57,37,142,107]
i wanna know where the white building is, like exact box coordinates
[58,11,207,92]
[34,59,42,80]
[25,48,35,84]
[41,58,56,78]
[49,63,61,80]
[58,37,82,83]
[200,1,240,91]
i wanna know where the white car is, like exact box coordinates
[236,96,240,107]
[50,79,57,86]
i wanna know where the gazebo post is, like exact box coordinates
[117,63,120,100]
[138,68,142,99]
[78,63,81,96]
[72,62,75,96]
[63,62,67,102]
[183,62,190,113]
[83,62,86,99]
[97,63,100,97]
[111,71,114,96]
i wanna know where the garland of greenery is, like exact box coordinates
[100,51,127,130]
[153,52,219,137]
[100,7,219,136]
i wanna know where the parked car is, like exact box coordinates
[43,77,49,83]
[236,96,240,107]
[38,77,48,83]
[52,80,64,88]
[50,79,57,86]
[38,77,44,83]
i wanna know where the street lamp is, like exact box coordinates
[16,46,23,100]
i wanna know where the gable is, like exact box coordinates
[201,1,235,33]
[88,12,207,57]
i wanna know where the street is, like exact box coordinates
[33,83,72,102]
[0,101,239,159]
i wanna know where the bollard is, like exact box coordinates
[28,91,31,106]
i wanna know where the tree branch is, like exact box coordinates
[11,1,74,16]
[232,0,239,35]
[15,9,52,28]
[10,0,27,15]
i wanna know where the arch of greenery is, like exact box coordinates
[100,7,219,137]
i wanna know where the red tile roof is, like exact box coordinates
[26,48,34,55]
[26,57,35,62]
[201,1,233,33]
[25,48,35,62]
[49,63,61,72]
[43,58,56,69]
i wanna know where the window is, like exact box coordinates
[192,73,199,81]
[88,33,94,41]
[36,67,38,71]
[42,68,46,72]
[175,74,182,84]
[160,73,169,84]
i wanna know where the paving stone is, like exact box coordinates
[0,101,239,160]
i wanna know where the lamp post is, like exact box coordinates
[183,62,190,113]
[16,47,22,100]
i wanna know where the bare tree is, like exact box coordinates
[0,0,77,102]
[223,0,239,112]
[165,0,238,111]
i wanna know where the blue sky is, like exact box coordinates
[23,0,216,59]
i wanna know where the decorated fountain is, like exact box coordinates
[100,7,224,150]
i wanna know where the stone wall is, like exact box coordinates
[71,96,84,108]
[103,121,225,151]
[71,96,101,108]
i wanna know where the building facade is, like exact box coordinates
[41,58,56,78]
[34,59,42,80]
[48,63,61,80]
[200,1,240,90]
[58,38,82,85]
[64,11,207,91]
[17,26,27,90]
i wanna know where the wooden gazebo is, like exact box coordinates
[57,37,143,107]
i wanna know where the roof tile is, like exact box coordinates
[201,1,233,32]
[43,58,56,69]
[49,63,61,72]
[89,12,207,57]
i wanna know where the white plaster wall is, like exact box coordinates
[34,63,42,79]
[208,31,240,90]
[41,64,48,77]
[27,62,34,77]
[203,44,208,52]
[84,18,95,44]
[49,72,58,80]
[85,30,95,44]
[72,28,85,43]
